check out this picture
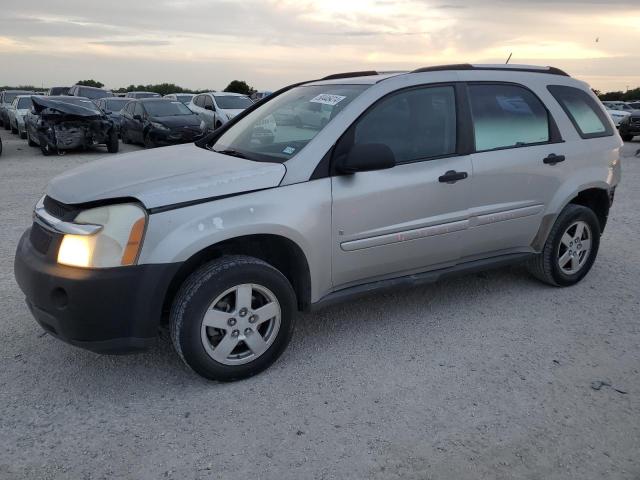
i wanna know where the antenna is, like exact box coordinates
[505,52,513,64]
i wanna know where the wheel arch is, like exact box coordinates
[161,233,312,324]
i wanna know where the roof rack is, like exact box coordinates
[411,63,570,77]
[321,71,379,80]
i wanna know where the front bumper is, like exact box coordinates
[149,126,204,146]
[14,227,180,354]
[619,120,640,137]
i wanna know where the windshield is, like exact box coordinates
[104,99,130,111]
[176,94,194,103]
[145,101,193,116]
[49,87,69,96]
[132,93,160,99]
[3,92,29,104]
[210,84,369,162]
[214,95,253,110]
[79,87,112,99]
[17,97,32,109]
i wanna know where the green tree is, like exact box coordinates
[76,79,104,88]
[223,80,255,96]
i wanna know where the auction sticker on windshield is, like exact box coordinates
[310,94,346,106]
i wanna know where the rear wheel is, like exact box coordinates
[26,130,37,147]
[528,204,600,286]
[143,132,155,148]
[170,255,296,381]
[11,122,18,134]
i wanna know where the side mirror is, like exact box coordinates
[336,143,396,174]
[205,104,215,111]
[133,114,142,121]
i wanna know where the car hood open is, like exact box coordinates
[32,96,102,118]
[46,143,286,209]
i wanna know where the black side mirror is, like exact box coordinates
[133,114,142,121]
[205,104,215,111]
[336,143,396,174]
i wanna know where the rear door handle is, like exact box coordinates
[438,170,468,184]
[543,153,565,165]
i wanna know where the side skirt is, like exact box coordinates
[310,252,533,311]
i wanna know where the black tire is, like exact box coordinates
[528,204,601,287]
[27,130,37,147]
[40,142,56,156]
[143,132,155,148]
[170,255,297,381]
[19,129,27,139]
[106,131,119,153]
[620,134,633,142]
[11,123,18,134]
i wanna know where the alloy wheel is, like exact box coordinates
[557,220,592,275]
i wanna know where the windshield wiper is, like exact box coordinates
[214,149,249,159]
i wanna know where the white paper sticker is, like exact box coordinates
[309,94,346,106]
[282,146,296,155]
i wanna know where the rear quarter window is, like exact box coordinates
[547,85,613,139]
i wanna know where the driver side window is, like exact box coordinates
[353,85,457,164]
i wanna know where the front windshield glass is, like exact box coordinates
[17,97,32,109]
[104,99,130,111]
[80,87,112,99]
[214,95,253,110]
[145,101,193,116]
[176,94,194,103]
[210,84,369,162]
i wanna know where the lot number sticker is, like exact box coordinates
[310,94,346,106]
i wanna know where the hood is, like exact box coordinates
[46,143,286,209]
[219,109,245,119]
[32,96,102,118]
[149,114,201,128]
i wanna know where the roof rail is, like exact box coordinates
[321,71,379,80]
[411,63,570,77]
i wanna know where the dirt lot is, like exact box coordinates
[0,129,639,480]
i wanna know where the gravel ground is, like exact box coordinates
[1,129,639,480]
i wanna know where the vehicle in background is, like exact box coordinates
[250,91,273,102]
[68,85,114,101]
[602,100,633,111]
[95,97,131,134]
[1,90,33,128]
[188,92,253,131]
[25,96,118,155]
[164,93,195,105]
[605,108,631,127]
[618,111,640,141]
[626,101,640,110]
[125,92,161,99]
[120,98,204,147]
[7,95,34,138]
[47,87,70,96]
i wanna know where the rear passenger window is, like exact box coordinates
[353,85,457,163]
[547,85,613,138]
[469,84,550,151]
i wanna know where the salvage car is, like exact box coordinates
[164,93,195,105]
[25,96,119,155]
[95,97,131,134]
[618,111,640,141]
[47,87,71,96]
[189,92,253,131]
[68,85,114,101]
[14,65,622,382]
[120,98,204,147]
[7,95,33,138]
[1,90,33,129]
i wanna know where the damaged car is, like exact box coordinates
[27,96,119,156]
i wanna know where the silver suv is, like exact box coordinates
[14,64,622,381]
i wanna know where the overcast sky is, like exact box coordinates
[0,0,638,92]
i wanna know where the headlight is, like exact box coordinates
[57,203,147,268]
[150,121,168,130]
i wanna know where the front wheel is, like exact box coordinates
[106,131,119,153]
[528,204,601,286]
[170,255,296,381]
[620,134,633,142]
[27,130,37,147]
[143,132,155,148]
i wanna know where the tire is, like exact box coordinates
[528,204,600,287]
[143,132,155,148]
[40,142,56,156]
[214,121,222,130]
[19,127,26,139]
[121,128,131,144]
[106,131,119,153]
[11,122,18,134]
[620,134,633,142]
[170,255,297,381]
[27,130,37,147]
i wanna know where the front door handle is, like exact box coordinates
[438,170,468,184]
[543,153,566,165]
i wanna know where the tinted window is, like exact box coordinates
[49,87,69,96]
[194,95,205,107]
[144,101,192,116]
[133,103,144,117]
[214,95,253,110]
[103,99,129,111]
[353,85,457,163]
[547,85,613,138]
[176,94,194,104]
[469,84,550,151]
[79,87,112,99]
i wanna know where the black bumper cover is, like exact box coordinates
[14,229,180,354]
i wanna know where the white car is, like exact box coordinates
[7,95,34,139]
[164,93,195,105]
[605,108,631,127]
[188,92,253,131]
